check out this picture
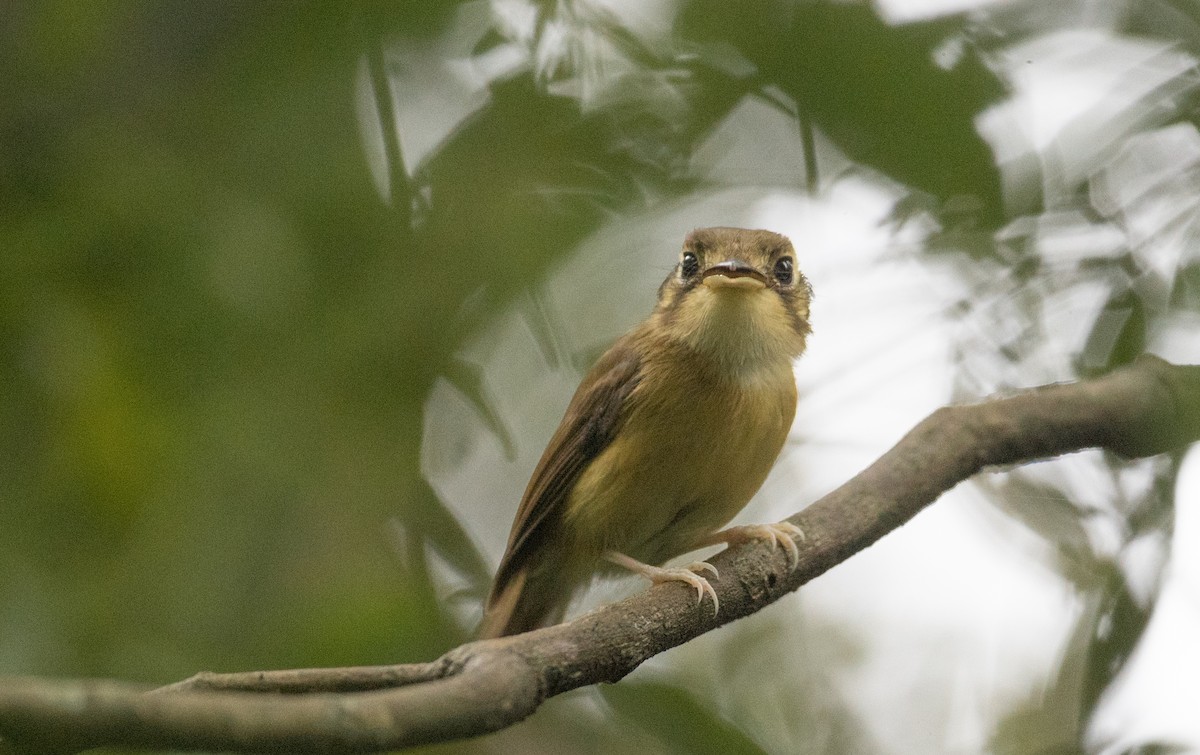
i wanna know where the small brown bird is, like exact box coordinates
[478,227,812,638]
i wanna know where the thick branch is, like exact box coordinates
[2,356,1197,753]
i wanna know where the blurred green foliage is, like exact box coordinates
[0,1,465,679]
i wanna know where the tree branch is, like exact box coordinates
[2,356,1198,753]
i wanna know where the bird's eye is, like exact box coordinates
[681,251,699,279]
[773,257,794,285]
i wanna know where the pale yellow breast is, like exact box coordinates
[562,352,797,567]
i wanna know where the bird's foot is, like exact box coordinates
[604,551,719,615]
[704,522,805,568]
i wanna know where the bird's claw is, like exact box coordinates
[708,522,806,568]
[768,522,805,568]
[605,552,720,616]
[666,563,719,615]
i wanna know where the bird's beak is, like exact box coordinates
[702,260,767,289]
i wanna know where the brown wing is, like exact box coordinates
[486,338,642,606]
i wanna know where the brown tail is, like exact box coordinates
[477,567,574,638]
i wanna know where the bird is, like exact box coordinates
[478,227,812,638]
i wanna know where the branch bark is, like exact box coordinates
[2,356,1198,753]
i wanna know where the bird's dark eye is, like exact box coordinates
[681,251,699,279]
[773,257,794,285]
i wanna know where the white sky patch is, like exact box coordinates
[979,29,1199,207]
[874,0,1011,25]
[1088,444,1200,753]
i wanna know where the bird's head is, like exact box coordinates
[652,227,812,375]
